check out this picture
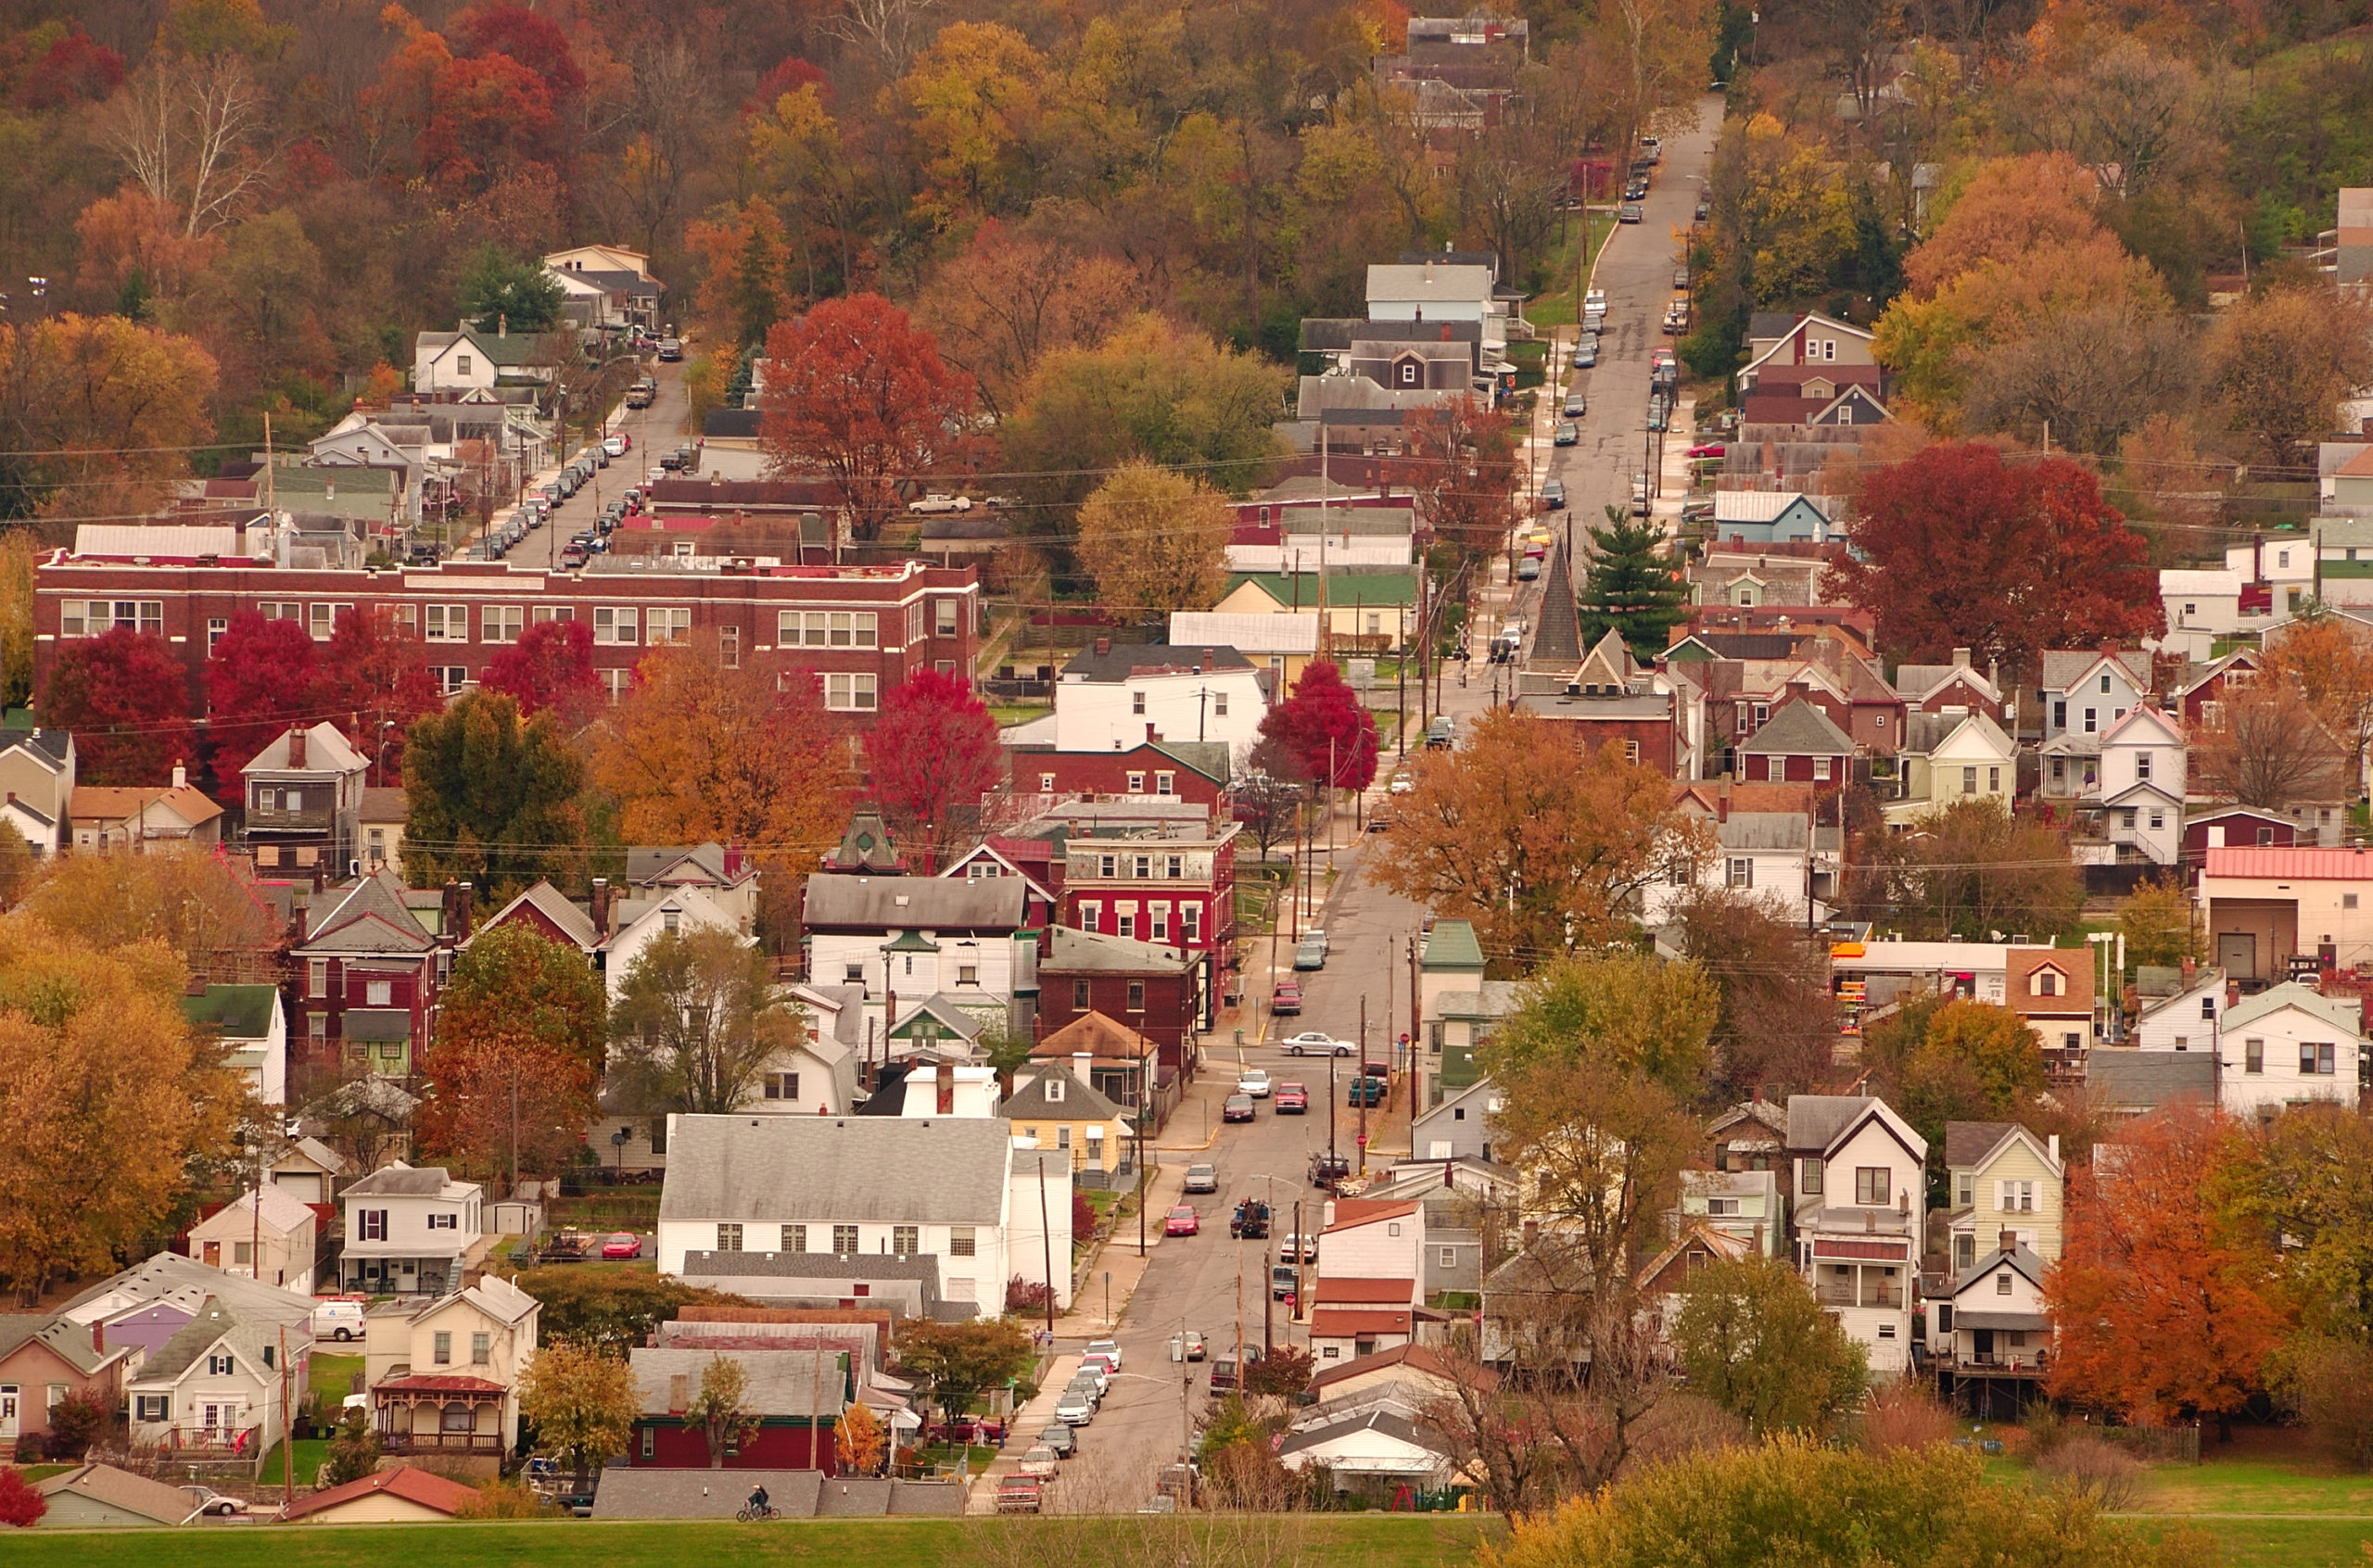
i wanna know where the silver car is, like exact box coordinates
[1055,1390,1095,1425]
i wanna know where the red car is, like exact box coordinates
[1688,442,1726,460]
[1164,1205,1200,1237]
[601,1232,641,1260]
[1271,982,1302,1016]
[1275,1082,1309,1114]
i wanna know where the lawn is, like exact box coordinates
[1983,1442,2373,1567]
[308,1354,363,1405]
[0,1512,1492,1568]
[252,1438,330,1488]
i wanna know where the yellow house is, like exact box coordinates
[1215,570,1420,656]
[362,1274,540,1457]
[1944,1121,2066,1269]
[998,1057,1133,1180]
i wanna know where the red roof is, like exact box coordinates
[2203,846,2373,881]
[1312,1277,1417,1305]
[374,1374,508,1395]
[1308,1342,1495,1394]
[281,1463,480,1521]
[1324,1199,1419,1233]
[1309,1308,1415,1335]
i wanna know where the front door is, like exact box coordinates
[1973,1329,1994,1364]
[0,1385,17,1442]
[2217,932,2257,982]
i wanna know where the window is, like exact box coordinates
[1156,771,1175,795]
[308,959,328,998]
[481,604,524,644]
[425,603,469,642]
[951,1226,977,1256]
[2150,810,2165,830]
[1183,904,1200,942]
[1132,690,1147,714]
[1726,857,1754,889]
[471,1332,490,1364]
[1956,1172,1974,1208]
[832,1224,859,1254]
[1150,906,1170,940]
[893,1225,920,1257]
[1754,703,1770,726]
[427,1211,459,1230]
[207,616,228,649]
[1997,1271,2013,1296]
[825,673,878,711]
[2035,969,2057,997]
[641,1426,654,1460]
[530,604,574,625]
[137,1395,170,1422]
[1073,980,1091,1009]
[593,606,639,644]
[782,1224,806,1252]
[2303,1042,2338,1075]
[2136,752,2152,781]
[763,1071,802,1101]
[1954,1235,1974,1271]
[1079,904,1099,934]
[717,1222,743,1252]
[647,607,692,644]
[1800,1158,1823,1195]
[1128,981,1146,1010]
[1987,765,2001,792]
[456,353,473,376]
[2083,707,2098,733]
[1057,1126,1072,1149]
[1813,755,1831,781]
[1213,691,1228,716]
[433,665,471,696]
[1117,912,1135,938]
[1854,1166,1889,1206]
[232,1240,253,1267]
[1039,774,1056,791]
[209,1352,235,1375]
[1440,1246,1457,1269]
[59,599,164,638]
[366,980,392,1006]
[1962,765,1978,795]
[1995,1181,2036,1212]
[649,1120,666,1155]
[777,610,879,648]
[936,598,959,638]
[433,1332,451,1365]
[1127,772,1146,791]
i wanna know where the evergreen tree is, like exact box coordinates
[1576,508,1689,659]
[460,246,567,335]
[401,690,589,898]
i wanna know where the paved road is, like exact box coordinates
[482,358,693,568]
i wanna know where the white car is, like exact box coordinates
[603,434,626,457]
[1019,1445,1060,1477]
[1237,1069,1272,1098]
[1087,1339,1123,1371]
[907,492,973,514]
[182,1486,247,1517]
[1055,1390,1095,1425]
[1280,1032,1351,1057]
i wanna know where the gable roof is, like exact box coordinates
[888,993,985,1042]
[1942,1119,2019,1169]
[70,784,223,828]
[1039,924,1194,975]
[1901,708,2016,759]
[282,1462,481,1521]
[801,873,1025,930]
[1224,571,1421,609]
[474,879,601,951]
[345,1161,465,1198]
[1951,1241,2048,1297]
[2039,650,2151,694]
[1785,1094,1873,1152]
[1824,1097,1927,1163]
[2087,1047,2215,1109]
[0,726,70,771]
[1738,698,1854,756]
[197,1182,319,1236]
[629,1345,846,1418]
[659,1115,1013,1225]
[57,1252,314,1331]
[182,983,278,1040]
[2222,980,2365,1036]
[1168,611,1321,655]
[37,1462,199,1524]
[1326,1198,1420,1233]
[1307,1341,1494,1396]
[1420,919,1485,971]
[242,722,366,777]
[133,1296,257,1384]
[2100,704,2183,747]
[1893,662,2002,704]
[1035,1010,1160,1060]
[302,868,436,954]
[999,1063,1123,1123]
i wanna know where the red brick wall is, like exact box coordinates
[628,1419,836,1472]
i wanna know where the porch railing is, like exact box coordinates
[378,1430,505,1454]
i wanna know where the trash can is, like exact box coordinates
[1170,1334,1185,1362]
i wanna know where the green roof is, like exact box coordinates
[1422,919,1486,972]
[343,1007,413,1043]
[2319,561,2373,579]
[1226,571,1421,609]
[885,929,940,953]
[182,984,277,1040]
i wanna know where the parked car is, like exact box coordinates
[1292,937,1326,971]
[1695,200,1710,221]
[559,544,589,568]
[1553,421,1579,447]
[1516,555,1542,581]
[1278,1233,1319,1264]
[1271,981,1302,1015]
[1237,1068,1272,1098]
[1281,1031,1347,1056]
[1019,1446,1060,1477]
[1184,1162,1219,1194]
[1542,477,1567,510]
[1222,1094,1257,1123]
[1619,204,1643,223]
[1209,1347,1263,1391]
[311,1296,367,1342]
[1037,1423,1076,1457]
[1562,392,1587,418]
[1087,1339,1123,1371]
[1184,1330,1208,1359]
[1072,1362,1110,1397]
[1275,1081,1309,1114]
[182,1486,247,1517]
[998,1475,1046,1511]
[907,492,973,514]
[603,434,627,457]
[1425,715,1453,749]
[1574,339,1598,368]
[600,1232,640,1260]
[1347,1077,1385,1106]
[657,338,683,361]
[1165,1204,1201,1236]
[1271,1264,1301,1299]
[1310,1151,1352,1188]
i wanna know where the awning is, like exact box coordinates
[887,1409,923,1430]
[1955,1310,2048,1332]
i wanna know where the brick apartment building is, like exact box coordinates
[1059,823,1240,1028]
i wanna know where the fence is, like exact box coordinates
[2089,1424,2202,1464]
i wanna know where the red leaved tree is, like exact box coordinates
[0,1464,45,1526]
[1829,444,2163,683]
[314,609,443,787]
[479,617,599,726]
[864,670,1002,873]
[760,293,975,540]
[2045,1101,2289,1430]
[1257,661,1380,792]
[205,612,320,792]
[41,628,198,786]
[1405,395,1520,569]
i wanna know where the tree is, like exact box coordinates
[313,608,442,787]
[2226,1104,2373,1338]
[2269,613,2373,788]
[1669,890,1838,1102]
[100,53,271,238]
[759,293,973,540]
[1669,1256,1868,1437]
[1072,462,1232,617]
[1828,445,2161,678]
[324,1408,382,1486]
[461,253,565,335]
[38,629,198,786]
[1576,510,1690,661]
[1255,661,1379,794]
[417,924,606,1185]
[0,916,243,1299]
[1486,954,1717,1101]
[1850,797,2083,943]
[1231,759,1309,863]
[916,220,1133,422]
[509,1269,743,1354]
[835,1400,887,1473]
[891,1317,1034,1425]
[22,851,280,982]
[687,1353,758,1469]
[0,531,32,707]
[1484,1436,2213,1568]
[1960,305,2198,457]
[2189,683,2353,809]
[1405,395,1521,569]
[864,669,1001,873]
[898,22,1047,219]
[1376,707,1702,970]
[2119,874,2204,971]
[517,1338,640,1492]
[2210,284,2373,464]
[609,929,801,1115]
[402,691,587,898]
[2047,1103,2288,1428]
[0,315,217,521]
[1870,1001,2047,1177]
[0,1465,44,1527]
[43,1388,107,1461]
[479,617,600,724]
[203,610,318,789]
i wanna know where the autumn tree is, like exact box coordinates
[2210,284,2373,464]
[835,1400,887,1473]
[204,610,317,788]
[898,22,1047,220]
[2047,1103,2288,1429]
[1255,661,1379,794]
[2189,683,2352,809]
[891,1317,1035,1426]
[1830,444,2161,677]
[1669,888,1839,1101]
[0,915,244,1298]
[1576,509,1690,661]
[417,923,606,1186]
[1851,799,2083,943]
[39,628,198,786]
[1669,1256,1868,1437]
[0,1466,42,1526]
[0,532,32,707]
[2270,613,2373,787]
[1405,395,1521,569]
[1487,953,1717,1101]
[401,690,589,898]
[759,293,973,540]
[917,220,1132,421]
[517,1339,640,1493]
[609,928,801,1115]
[688,1353,759,1469]
[479,617,600,725]
[0,313,217,522]
[2119,874,2204,971]
[863,669,1001,873]
[22,851,280,983]
[313,608,442,786]
[1072,462,1232,616]
[1863,1000,2047,1178]
[1376,707,1703,970]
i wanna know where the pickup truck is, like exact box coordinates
[623,383,655,410]
[907,492,973,514]
[537,1230,596,1263]
[996,1475,1044,1514]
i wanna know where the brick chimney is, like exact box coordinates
[1146,723,1158,743]
[454,883,473,942]
[288,727,308,769]
[591,877,611,934]
[1095,636,1111,656]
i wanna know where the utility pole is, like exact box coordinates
[1292,1198,1305,1321]
[1137,1110,1147,1258]
[1234,1253,1245,1387]
[279,1326,293,1502]
[1358,995,1369,1174]
[1262,1229,1274,1355]
[1327,1049,1339,1160]
[1037,1157,1056,1340]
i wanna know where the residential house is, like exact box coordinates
[1708,490,1834,545]
[1166,611,1321,688]
[1705,1099,1791,1183]
[292,868,445,1077]
[187,1186,318,1296]
[1212,569,1420,654]
[1277,1406,1456,1493]
[1942,1121,2065,1271]
[1007,740,1230,819]
[1831,941,2037,1011]
[1313,1197,1428,1352]
[2154,568,2281,662]
[603,884,746,1005]
[68,769,222,852]
[2006,947,2095,1063]
[363,1274,539,1455]
[1688,545,1826,613]
[626,842,764,930]
[655,1112,1072,1310]
[2196,845,2373,981]
[0,725,72,857]
[998,1060,1133,1182]
[1927,1245,2053,1410]
[338,1163,485,1296]
[1364,261,1509,350]
[1736,364,1889,425]
[1304,1344,1489,1410]
[183,984,286,1107]
[1892,648,2004,723]
[243,724,370,883]
[1885,709,2018,827]
[1412,1078,1502,1162]
[1737,312,1878,389]
[1053,637,1268,758]
[268,1136,349,1205]
[1784,1095,1926,1374]
[281,1465,482,1524]
[1056,827,1236,1032]
[1738,698,1854,787]
[473,879,603,959]
[1672,1169,1783,1256]
[1645,809,1840,929]
[671,1251,960,1321]
[2174,648,2267,729]
[412,324,561,394]
[2037,649,2151,751]
[2088,705,2186,866]
[939,840,1063,931]
[800,873,1032,1044]
[2213,981,2365,1120]
[2184,805,2302,869]
[1516,625,1683,777]
[2087,1048,2217,1115]
[360,786,406,874]
[1423,982,1519,1114]
[53,1253,315,1368]
[1225,503,1417,575]
[1034,1011,1167,1129]
[124,1296,302,1456]
[0,1316,133,1452]
[544,244,662,325]
[1355,1162,1500,1298]
[32,1464,201,1527]
[2132,964,2227,1053]
[625,1344,846,1470]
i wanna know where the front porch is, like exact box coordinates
[374,1373,510,1455]
[343,1250,463,1296]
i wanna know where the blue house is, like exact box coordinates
[1710,491,1833,545]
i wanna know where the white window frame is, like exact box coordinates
[482,604,525,644]
[424,604,470,643]
[593,606,639,645]
[825,672,879,712]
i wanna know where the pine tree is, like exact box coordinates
[1576,508,1690,659]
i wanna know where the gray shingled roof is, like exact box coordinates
[2087,1049,2215,1108]
[2038,650,2150,693]
[302,869,437,954]
[999,1064,1122,1123]
[57,1252,316,1329]
[1038,925,1193,974]
[629,1346,847,1417]
[678,1251,945,1283]
[37,1462,198,1524]
[1943,1120,2019,1169]
[1785,1094,1873,1153]
[133,1297,256,1383]
[659,1116,1012,1225]
[1951,1242,2047,1296]
[344,1163,456,1197]
[1739,699,1854,756]
[800,875,1023,930]
[1060,640,1256,682]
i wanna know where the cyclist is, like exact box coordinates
[747,1483,771,1519]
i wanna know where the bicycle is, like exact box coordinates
[735,1504,781,1522]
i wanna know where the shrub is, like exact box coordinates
[2020,1403,2067,1460]
[1858,1380,1956,1454]
[0,1466,45,1527]
[1005,1275,1053,1314]
[1243,1346,1314,1397]
[44,1389,108,1460]
[2034,1435,2146,1511]
[457,1478,551,1519]
[1072,1189,1098,1240]
[324,1410,382,1486]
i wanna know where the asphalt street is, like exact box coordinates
[477,357,693,568]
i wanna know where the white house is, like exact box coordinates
[799,873,1033,1045]
[2153,569,2288,662]
[1942,1121,2065,1269]
[1672,1169,1783,1256]
[1785,1095,1926,1375]
[654,1112,1072,1309]
[124,1296,305,1456]
[187,1186,318,1296]
[338,1164,486,1296]
[1925,1243,2051,1374]
[412,325,559,394]
[183,985,286,1107]
[2037,650,2152,765]
[1052,639,1269,759]
[2133,965,2227,1054]
[1365,261,1507,349]
[1310,1198,1427,1364]
[2093,705,2186,866]
[1646,810,1840,929]
[1886,710,2018,826]
[2214,981,2364,1120]
[362,1275,539,1455]
[602,884,747,1005]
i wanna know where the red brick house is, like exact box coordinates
[1892,648,2005,723]
[2182,805,2298,874]
[939,836,1063,929]
[625,1345,846,1472]
[1059,824,1238,1024]
[1008,739,1230,818]
[1737,698,1854,786]
[1035,927,1204,1062]
[292,868,453,1077]
[470,879,602,956]
[2175,648,2268,728]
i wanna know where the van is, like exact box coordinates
[311,1296,367,1342]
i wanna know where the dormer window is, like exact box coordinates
[2033,968,2060,997]
[1047,1079,1065,1104]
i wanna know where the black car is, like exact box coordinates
[1542,477,1567,510]
[1037,1424,1076,1458]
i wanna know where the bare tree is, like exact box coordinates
[1961,306,2199,456]
[823,0,944,80]
[102,57,273,236]
[2190,684,2354,809]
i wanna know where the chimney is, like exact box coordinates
[499,312,508,338]
[1717,773,1732,823]
[172,761,186,790]
[2048,1133,2061,1163]
[1095,636,1111,656]
[454,883,473,942]
[1147,723,1158,743]
[288,727,308,769]
[92,1321,104,1354]
[591,877,612,934]
[669,1372,689,1412]
[1951,646,1971,670]
[1073,1051,1095,1090]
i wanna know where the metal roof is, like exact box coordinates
[2204,846,2373,879]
